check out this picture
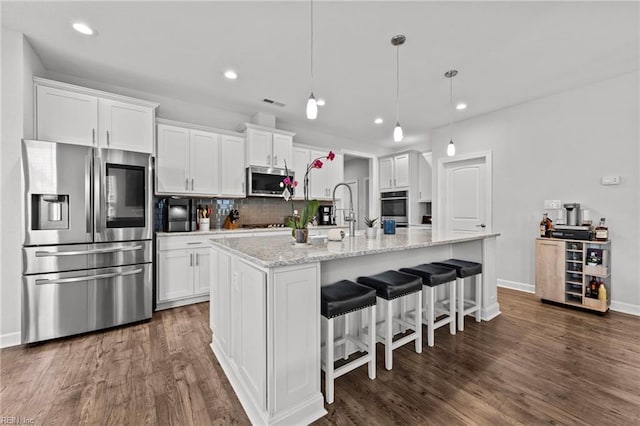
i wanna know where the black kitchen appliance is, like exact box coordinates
[381,190,408,226]
[166,198,194,232]
[550,227,592,241]
[317,205,334,225]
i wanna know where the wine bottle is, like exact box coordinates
[539,214,547,237]
[595,218,608,241]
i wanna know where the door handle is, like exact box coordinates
[476,224,486,228]
[106,130,110,147]
[35,268,143,285]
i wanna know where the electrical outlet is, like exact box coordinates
[544,200,562,209]
[601,176,621,185]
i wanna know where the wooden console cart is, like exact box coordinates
[535,238,611,312]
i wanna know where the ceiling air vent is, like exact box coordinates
[262,98,285,107]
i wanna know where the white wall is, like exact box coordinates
[430,72,640,314]
[1,30,46,347]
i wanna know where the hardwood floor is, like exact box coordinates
[1,288,639,425]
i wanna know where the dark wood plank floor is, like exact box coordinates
[1,288,639,425]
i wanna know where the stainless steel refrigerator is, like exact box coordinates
[22,139,153,343]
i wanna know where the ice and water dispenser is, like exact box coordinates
[31,194,69,230]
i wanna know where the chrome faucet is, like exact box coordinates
[332,182,356,237]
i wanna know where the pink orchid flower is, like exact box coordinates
[327,151,335,161]
[313,159,323,169]
[283,176,291,186]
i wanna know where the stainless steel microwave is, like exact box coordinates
[246,166,294,197]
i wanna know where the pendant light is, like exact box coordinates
[445,69,458,156]
[391,35,406,142]
[306,0,318,120]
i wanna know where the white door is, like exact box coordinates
[393,154,410,188]
[193,248,211,295]
[157,249,193,302]
[379,157,394,190]
[271,133,292,168]
[246,128,272,167]
[156,124,190,194]
[98,99,154,153]
[220,135,246,197]
[190,130,219,195]
[439,153,491,233]
[36,85,98,146]
[418,152,433,201]
[291,147,310,199]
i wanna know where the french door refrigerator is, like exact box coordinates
[22,139,152,343]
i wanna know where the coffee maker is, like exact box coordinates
[317,205,334,225]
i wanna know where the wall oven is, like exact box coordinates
[22,139,152,343]
[381,190,408,226]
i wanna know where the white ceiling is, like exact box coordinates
[2,1,638,149]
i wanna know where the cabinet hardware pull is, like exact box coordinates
[186,178,189,190]
[394,178,396,186]
[92,128,95,144]
[186,242,202,245]
[196,253,199,266]
[191,178,194,190]
[266,154,270,165]
[106,130,110,146]
[274,155,278,165]
[190,253,193,266]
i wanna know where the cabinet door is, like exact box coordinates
[156,124,190,194]
[272,133,293,168]
[246,128,272,167]
[236,260,267,410]
[394,154,410,188]
[190,130,219,195]
[36,85,98,146]
[309,150,329,199]
[157,249,193,302]
[379,157,394,190]
[325,153,344,196]
[535,240,565,302]
[418,152,433,201]
[291,147,310,199]
[193,248,211,295]
[220,135,246,197]
[98,99,154,153]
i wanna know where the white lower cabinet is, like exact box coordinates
[156,235,212,309]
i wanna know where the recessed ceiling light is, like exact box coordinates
[316,98,326,107]
[224,70,238,80]
[374,117,383,124]
[72,22,95,36]
[456,102,467,110]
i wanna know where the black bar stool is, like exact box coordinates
[321,280,377,404]
[433,259,482,331]
[357,270,422,370]
[400,264,457,347]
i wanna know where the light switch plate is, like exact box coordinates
[601,176,621,185]
[544,199,562,209]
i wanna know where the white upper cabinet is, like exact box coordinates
[379,153,410,190]
[244,123,294,169]
[34,78,157,153]
[291,147,310,199]
[156,120,244,197]
[220,135,246,197]
[97,98,155,153]
[36,85,98,146]
[418,152,433,201]
[308,149,343,200]
[156,124,190,194]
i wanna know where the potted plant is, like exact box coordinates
[282,151,335,244]
[364,216,378,239]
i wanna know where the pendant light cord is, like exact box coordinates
[449,73,454,140]
[310,0,314,90]
[396,44,400,122]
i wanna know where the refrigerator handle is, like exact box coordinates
[35,268,143,285]
[94,154,103,237]
[85,153,92,235]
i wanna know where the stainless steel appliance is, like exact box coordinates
[563,203,581,226]
[381,190,408,226]
[22,139,152,343]
[317,205,334,225]
[247,166,294,197]
[166,198,193,232]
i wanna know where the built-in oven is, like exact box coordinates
[381,190,408,226]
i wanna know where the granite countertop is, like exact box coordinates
[209,228,500,268]
[156,225,346,237]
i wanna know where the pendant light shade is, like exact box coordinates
[447,140,456,156]
[445,69,458,157]
[393,122,403,142]
[306,92,318,120]
[391,35,406,142]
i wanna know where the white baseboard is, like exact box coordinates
[0,332,21,349]
[610,300,640,316]
[497,279,535,294]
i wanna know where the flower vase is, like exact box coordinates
[365,227,377,239]
[294,228,309,244]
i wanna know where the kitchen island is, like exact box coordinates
[208,228,500,425]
